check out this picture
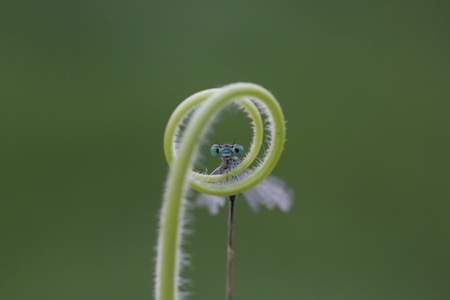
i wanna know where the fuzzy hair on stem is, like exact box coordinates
[155,83,287,300]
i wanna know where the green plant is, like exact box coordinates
[155,82,290,300]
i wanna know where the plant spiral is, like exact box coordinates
[156,82,287,300]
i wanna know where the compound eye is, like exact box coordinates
[210,144,221,157]
[232,144,245,157]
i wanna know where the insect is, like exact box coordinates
[196,143,294,214]
[195,143,293,300]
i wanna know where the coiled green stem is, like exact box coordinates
[155,82,287,300]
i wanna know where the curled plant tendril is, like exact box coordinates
[163,83,287,195]
[156,83,287,300]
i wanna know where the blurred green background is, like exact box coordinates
[1,0,449,299]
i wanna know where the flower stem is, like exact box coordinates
[227,195,236,300]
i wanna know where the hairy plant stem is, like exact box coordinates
[156,82,287,300]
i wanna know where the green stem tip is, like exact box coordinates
[155,82,287,300]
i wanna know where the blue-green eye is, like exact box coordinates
[232,144,245,157]
[210,144,221,157]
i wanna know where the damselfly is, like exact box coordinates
[196,143,294,214]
